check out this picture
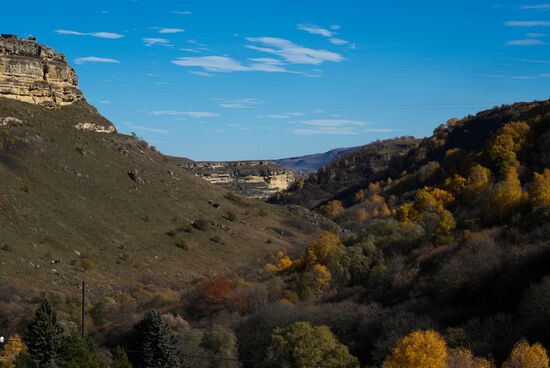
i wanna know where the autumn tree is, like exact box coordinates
[488,167,523,219]
[319,200,344,219]
[446,348,495,368]
[267,321,359,368]
[464,164,493,200]
[488,121,531,174]
[0,335,26,368]
[502,339,549,368]
[530,169,550,209]
[383,330,448,368]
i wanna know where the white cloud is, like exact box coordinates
[172,55,290,73]
[150,111,220,118]
[55,29,124,39]
[507,39,547,45]
[297,24,335,37]
[173,10,192,14]
[329,38,349,45]
[522,4,550,10]
[266,112,304,119]
[142,38,173,47]
[74,57,120,64]
[527,32,547,37]
[159,28,185,34]
[512,75,535,79]
[217,98,262,109]
[99,100,111,104]
[292,119,369,135]
[246,37,344,65]
[505,21,550,27]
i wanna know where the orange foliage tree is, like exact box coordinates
[383,330,448,368]
[488,167,523,218]
[319,200,344,219]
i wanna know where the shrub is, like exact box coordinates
[175,239,188,250]
[192,218,209,231]
[226,210,237,222]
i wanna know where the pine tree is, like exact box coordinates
[132,310,180,368]
[25,300,64,367]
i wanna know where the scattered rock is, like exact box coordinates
[128,169,145,184]
[0,116,25,126]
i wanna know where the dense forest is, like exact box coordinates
[1,100,550,367]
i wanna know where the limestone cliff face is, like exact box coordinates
[170,158,296,199]
[0,34,82,107]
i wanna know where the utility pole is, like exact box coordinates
[81,280,85,338]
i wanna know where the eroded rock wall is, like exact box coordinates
[0,35,82,107]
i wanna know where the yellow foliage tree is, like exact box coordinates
[530,169,550,209]
[0,335,26,368]
[319,200,344,219]
[304,232,344,266]
[435,209,456,244]
[465,164,493,200]
[488,121,531,173]
[311,264,332,291]
[502,339,549,368]
[383,330,448,368]
[379,203,391,217]
[489,167,523,218]
[444,174,467,195]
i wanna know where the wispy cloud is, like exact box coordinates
[507,39,547,45]
[246,37,344,65]
[55,29,124,39]
[265,112,304,119]
[172,55,289,73]
[541,73,550,77]
[297,23,351,46]
[150,111,220,118]
[297,24,335,37]
[505,21,550,27]
[142,38,173,47]
[173,10,192,15]
[216,98,262,109]
[329,38,349,45]
[99,100,111,104]
[527,32,547,37]
[74,57,120,64]
[158,28,185,34]
[293,119,368,135]
[522,3,550,10]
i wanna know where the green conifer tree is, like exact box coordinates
[25,300,64,367]
[111,347,132,368]
[132,310,180,368]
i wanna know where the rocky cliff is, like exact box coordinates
[0,34,82,107]
[170,158,296,199]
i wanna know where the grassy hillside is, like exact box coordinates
[0,97,325,334]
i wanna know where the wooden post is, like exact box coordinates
[81,280,85,337]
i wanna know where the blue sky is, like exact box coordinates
[3,1,550,160]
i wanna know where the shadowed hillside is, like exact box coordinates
[0,97,327,334]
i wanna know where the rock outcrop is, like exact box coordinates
[170,158,296,199]
[0,34,82,107]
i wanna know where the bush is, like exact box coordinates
[175,239,188,250]
[192,218,209,231]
